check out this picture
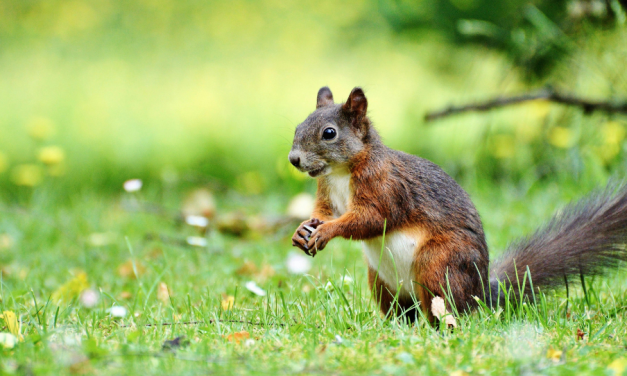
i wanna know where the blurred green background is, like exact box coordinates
[1,0,627,201]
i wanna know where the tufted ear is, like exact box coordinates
[316,87,334,109]
[342,87,368,128]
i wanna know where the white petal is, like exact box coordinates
[186,236,208,247]
[286,252,312,275]
[79,289,99,308]
[245,281,266,296]
[123,179,143,192]
[286,193,315,220]
[107,306,128,317]
[185,215,209,228]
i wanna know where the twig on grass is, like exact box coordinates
[117,319,287,328]
[424,88,627,122]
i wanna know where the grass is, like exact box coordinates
[0,181,626,375]
[2,1,627,374]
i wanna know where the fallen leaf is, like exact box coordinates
[576,328,585,341]
[117,260,145,279]
[258,264,275,281]
[236,261,258,276]
[221,296,234,311]
[52,272,89,304]
[546,347,562,362]
[157,282,170,304]
[0,311,21,340]
[225,331,250,344]
[216,212,248,236]
[182,188,216,219]
[119,291,132,300]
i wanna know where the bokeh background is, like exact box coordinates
[1,0,627,201]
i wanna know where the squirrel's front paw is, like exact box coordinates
[291,218,324,256]
[306,223,334,256]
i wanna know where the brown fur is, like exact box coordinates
[290,86,627,325]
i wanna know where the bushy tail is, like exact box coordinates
[487,183,627,305]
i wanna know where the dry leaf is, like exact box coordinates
[157,282,170,304]
[52,272,89,304]
[546,347,562,362]
[236,261,258,276]
[182,188,216,219]
[258,264,275,281]
[225,331,250,344]
[576,329,585,341]
[216,212,248,236]
[117,260,146,279]
[119,291,133,300]
[221,296,234,311]
[0,311,22,340]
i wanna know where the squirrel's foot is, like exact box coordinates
[291,218,324,256]
[430,296,457,329]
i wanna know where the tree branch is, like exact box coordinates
[424,89,627,122]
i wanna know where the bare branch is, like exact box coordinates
[424,89,627,122]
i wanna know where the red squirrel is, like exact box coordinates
[289,86,627,325]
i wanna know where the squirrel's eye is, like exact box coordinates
[322,127,337,140]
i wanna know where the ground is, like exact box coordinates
[0,180,626,375]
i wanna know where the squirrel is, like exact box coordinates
[288,86,627,325]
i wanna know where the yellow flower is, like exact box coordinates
[38,146,65,165]
[602,121,626,145]
[10,164,44,187]
[548,127,576,149]
[27,117,56,141]
[0,151,7,174]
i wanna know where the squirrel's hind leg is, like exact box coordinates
[367,266,420,323]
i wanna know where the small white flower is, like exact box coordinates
[324,281,334,292]
[245,281,266,296]
[123,179,142,192]
[186,236,208,247]
[286,193,315,220]
[107,306,127,318]
[333,335,343,344]
[185,215,209,228]
[340,275,353,287]
[79,289,99,308]
[244,339,255,347]
[286,252,312,275]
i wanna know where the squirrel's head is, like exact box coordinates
[288,86,370,178]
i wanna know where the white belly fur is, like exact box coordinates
[325,167,422,297]
[363,231,422,298]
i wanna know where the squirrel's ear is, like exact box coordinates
[316,87,334,109]
[342,87,368,124]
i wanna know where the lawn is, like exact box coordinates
[1,181,626,375]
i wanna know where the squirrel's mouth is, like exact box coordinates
[307,166,326,177]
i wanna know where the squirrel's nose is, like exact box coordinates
[289,154,301,168]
